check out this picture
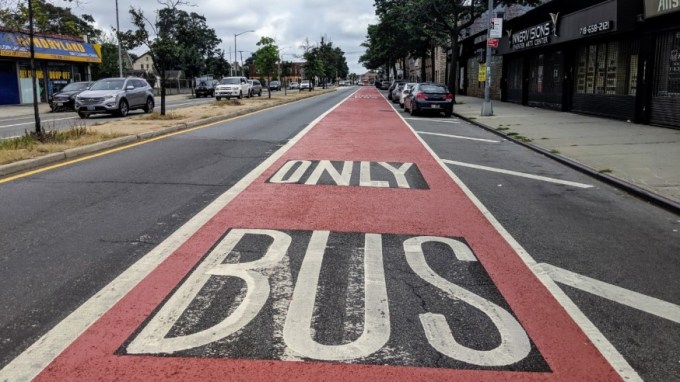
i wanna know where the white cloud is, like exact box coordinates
[76,0,377,75]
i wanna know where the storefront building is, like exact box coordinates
[462,0,680,129]
[0,30,101,105]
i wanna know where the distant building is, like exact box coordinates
[361,71,378,84]
[132,52,154,75]
[249,62,304,85]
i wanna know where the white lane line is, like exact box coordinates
[405,117,461,124]
[0,116,78,128]
[537,263,680,324]
[0,88,362,382]
[418,131,500,143]
[442,159,593,189]
[395,108,641,381]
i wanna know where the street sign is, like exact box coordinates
[478,64,487,82]
[490,17,503,38]
[487,38,499,48]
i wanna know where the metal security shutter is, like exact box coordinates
[650,30,680,129]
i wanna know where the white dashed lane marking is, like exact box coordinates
[442,159,594,189]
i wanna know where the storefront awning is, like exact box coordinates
[0,31,101,63]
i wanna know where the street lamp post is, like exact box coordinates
[234,30,254,76]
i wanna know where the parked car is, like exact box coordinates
[75,77,155,119]
[269,80,281,91]
[403,82,454,117]
[300,80,313,91]
[49,81,92,112]
[248,79,263,97]
[399,83,417,108]
[195,78,215,97]
[215,76,251,100]
[289,82,300,90]
[380,80,390,90]
[389,81,406,102]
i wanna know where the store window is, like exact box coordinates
[46,63,72,96]
[653,31,680,98]
[575,40,639,96]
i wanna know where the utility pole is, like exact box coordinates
[28,0,41,136]
[481,0,494,116]
[115,0,123,77]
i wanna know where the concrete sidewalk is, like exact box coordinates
[453,96,680,211]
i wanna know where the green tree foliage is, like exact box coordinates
[363,0,540,95]
[205,51,230,78]
[91,42,121,79]
[301,36,349,87]
[172,9,221,88]
[253,36,279,99]
[0,0,101,40]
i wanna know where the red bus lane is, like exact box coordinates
[32,87,619,380]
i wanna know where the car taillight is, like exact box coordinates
[415,92,427,99]
[445,93,453,100]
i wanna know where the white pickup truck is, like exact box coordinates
[215,76,251,100]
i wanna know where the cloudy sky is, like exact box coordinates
[76,0,378,75]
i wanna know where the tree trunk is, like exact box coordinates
[431,43,436,83]
[420,54,426,82]
[448,29,461,103]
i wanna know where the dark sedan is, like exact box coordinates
[49,81,92,112]
[403,83,453,117]
[269,80,281,91]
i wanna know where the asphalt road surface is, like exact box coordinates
[0,86,678,381]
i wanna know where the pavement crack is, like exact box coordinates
[99,238,158,246]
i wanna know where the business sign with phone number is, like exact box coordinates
[579,21,612,36]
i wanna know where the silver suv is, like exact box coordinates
[75,77,155,119]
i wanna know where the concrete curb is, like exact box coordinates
[0,91,335,179]
[454,112,680,216]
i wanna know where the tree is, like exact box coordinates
[172,9,221,93]
[123,0,189,116]
[0,0,100,41]
[253,36,279,99]
[90,32,133,79]
[205,50,230,78]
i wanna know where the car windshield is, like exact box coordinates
[90,79,125,91]
[61,82,89,92]
[420,85,447,93]
[220,78,240,85]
